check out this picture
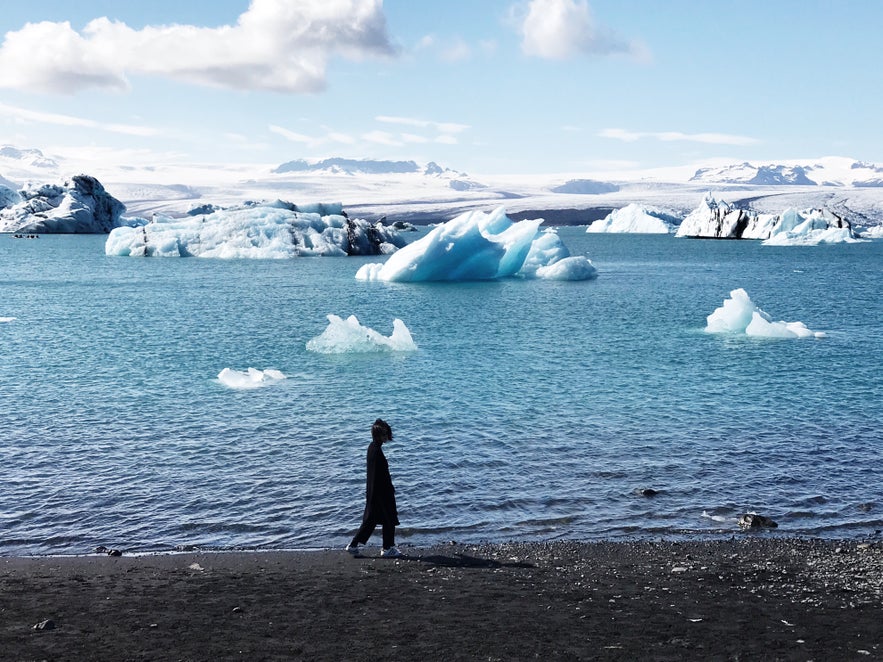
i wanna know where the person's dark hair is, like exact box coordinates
[372,418,392,443]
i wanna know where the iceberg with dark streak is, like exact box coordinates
[105,201,406,258]
[676,193,858,244]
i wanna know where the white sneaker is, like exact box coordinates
[345,543,361,556]
[380,546,401,558]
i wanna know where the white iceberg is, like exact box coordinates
[355,207,597,282]
[105,201,406,258]
[217,367,287,390]
[0,175,125,234]
[676,194,856,243]
[676,194,779,239]
[306,315,417,353]
[762,208,865,246]
[587,203,678,234]
[0,317,16,323]
[705,288,826,339]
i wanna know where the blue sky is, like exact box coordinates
[0,0,881,175]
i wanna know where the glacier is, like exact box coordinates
[587,203,678,234]
[306,315,417,353]
[104,201,407,258]
[676,193,857,244]
[355,207,597,282]
[705,288,826,339]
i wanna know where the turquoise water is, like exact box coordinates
[1,229,881,555]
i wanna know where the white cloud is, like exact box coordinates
[598,128,642,142]
[440,38,472,63]
[362,130,402,146]
[376,115,470,134]
[269,125,314,144]
[518,0,642,60]
[0,101,159,136]
[0,0,394,95]
[269,115,469,152]
[326,130,356,145]
[600,127,760,146]
[269,124,355,147]
[401,133,429,144]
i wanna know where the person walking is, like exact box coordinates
[346,418,401,558]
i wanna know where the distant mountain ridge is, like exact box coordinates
[690,158,883,187]
[273,157,457,177]
[0,145,58,170]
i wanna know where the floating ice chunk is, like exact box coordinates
[306,315,417,353]
[705,288,826,339]
[745,314,822,338]
[587,203,678,234]
[704,288,759,333]
[355,207,596,282]
[535,256,598,280]
[0,316,16,323]
[218,367,287,390]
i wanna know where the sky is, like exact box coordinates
[0,0,881,177]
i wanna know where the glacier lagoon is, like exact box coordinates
[1,229,881,555]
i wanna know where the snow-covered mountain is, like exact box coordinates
[2,145,883,231]
[273,157,459,177]
[690,157,883,187]
[0,146,59,173]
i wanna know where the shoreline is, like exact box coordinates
[2,538,881,660]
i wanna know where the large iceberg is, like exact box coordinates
[355,207,597,282]
[587,203,679,234]
[105,201,407,258]
[0,175,126,233]
[306,315,417,353]
[705,288,826,339]
[675,193,856,243]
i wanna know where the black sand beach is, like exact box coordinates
[2,538,881,660]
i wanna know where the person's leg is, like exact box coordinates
[351,516,377,546]
[381,522,395,550]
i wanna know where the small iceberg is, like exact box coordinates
[587,203,678,234]
[217,367,287,390]
[0,317,16,323]
[705,288,826,339]
[306,315,418,354]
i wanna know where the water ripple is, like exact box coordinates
[1,233,881,553]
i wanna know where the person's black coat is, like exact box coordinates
[363,440,399,526]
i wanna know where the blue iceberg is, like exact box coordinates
[356,207,597,282]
